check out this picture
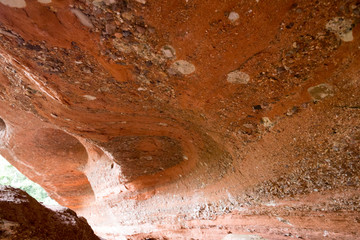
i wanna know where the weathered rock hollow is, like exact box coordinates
[0,0,359,239]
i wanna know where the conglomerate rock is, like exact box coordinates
[0,0,359,239]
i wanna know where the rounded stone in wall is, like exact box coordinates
[0,0,26,8]
[227,70,250,84]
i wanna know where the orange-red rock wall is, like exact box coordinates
[0,0,359,239]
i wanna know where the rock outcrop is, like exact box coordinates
[0,0,359,239]
[0,186,99,240]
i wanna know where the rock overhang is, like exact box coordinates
[0,0,359,239]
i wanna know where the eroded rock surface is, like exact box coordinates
[0,186,99,240]
[0,0,359,239]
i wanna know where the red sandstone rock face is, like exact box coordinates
[0,186,100,240]
[0,0,359,239]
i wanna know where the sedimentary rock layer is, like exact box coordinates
[0,0,359,239]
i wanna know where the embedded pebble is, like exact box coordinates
[83,95,97,100]
[70,9,94,28]
[135,0,146,4]
[261,117,273,128]
[121,12,134,21]
[223,234,266,240]
[105,23,116,35]
[228,12,239,22]
[92,0,116,4]
[37,0,52,3]
[243,123,254,129]
[0,0,26,8]
[161,45,176,59]
[113,40,132,53]
[168,60,195,75]
[227,70,250,84]
[286,106,298,116]
[0,30,17,38]
[276,217,293,226]
[326,17,353,42]
[307,83,333,101]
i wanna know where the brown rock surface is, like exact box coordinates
[0,186,100,240]
[0,0,359,239]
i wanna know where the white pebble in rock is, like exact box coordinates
[261,117,273,128]
[168,60,195,75]
[326,17,353,42]
[135,0,146,4]
[37,0,51,3]
[70,9,94,28]
[83,95,97,101]
[228,12,239,22]
[161,45,176,59]
[0,0,26,8]
[223,234,266,240]
[308,83,333,101]
[227,70,250,84]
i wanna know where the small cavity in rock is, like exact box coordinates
[253,105,262,110]
[0,118,6,132]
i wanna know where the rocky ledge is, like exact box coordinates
[0,186,99,240]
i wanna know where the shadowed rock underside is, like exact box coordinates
[0,0,359,239]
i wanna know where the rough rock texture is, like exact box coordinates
[0,186,99,240]
[0,0,359,239]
